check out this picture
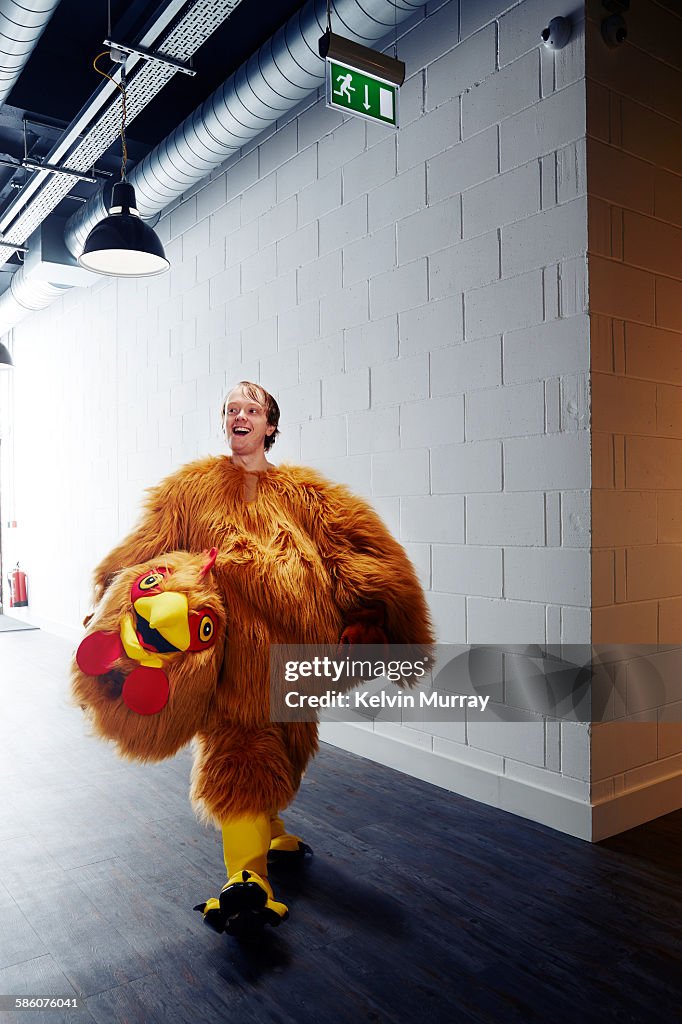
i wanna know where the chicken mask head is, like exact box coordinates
[71,548,226,761]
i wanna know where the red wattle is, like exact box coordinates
[121,666,170,715]
[76,631,124,676]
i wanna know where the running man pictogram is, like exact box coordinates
[333,72,355,103]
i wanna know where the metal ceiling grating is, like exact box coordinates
[0,0,244,266]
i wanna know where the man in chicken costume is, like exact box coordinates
[72,381,433,938]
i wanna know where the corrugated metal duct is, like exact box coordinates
[0,0,62,105]
[65,0,425,253]
[0,0,425,333]
[65,0,424,254]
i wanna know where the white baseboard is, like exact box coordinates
[591,773,682,841]
[320,721,593,842]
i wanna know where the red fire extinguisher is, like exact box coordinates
[10,563,28,607]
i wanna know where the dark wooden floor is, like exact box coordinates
[1,630,681,1024]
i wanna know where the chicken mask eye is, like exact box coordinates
[131,568,168,600]
[140,573,163,590]
[187,609,218,650]
[199,614,215,643]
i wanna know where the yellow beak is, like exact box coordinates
[134,591,191,652]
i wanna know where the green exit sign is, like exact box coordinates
[325,60,399,128]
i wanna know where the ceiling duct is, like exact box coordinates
[66,0,425,254]
[0,0,246,268]
[0,0,426,335]
[0,0,62,106]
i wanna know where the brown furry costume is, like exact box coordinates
[76,455,433,933]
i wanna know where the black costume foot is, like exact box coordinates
[194,870,288,937]
[267,840,313,868]
[221,872,288,936]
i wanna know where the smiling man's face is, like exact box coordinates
[224,386,275,456]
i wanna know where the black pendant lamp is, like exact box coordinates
[78,179,169,277]
[78,53,169,278]
[0,341,13,369]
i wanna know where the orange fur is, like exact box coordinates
[80,458,434,825]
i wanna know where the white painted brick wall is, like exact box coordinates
[322,368,369,417]
[319,117,365,178]
[242,245,276,292]
[401,494,465,544]
[298,168,342,225]
[503,314,589,383]
[372,448,430,496]
[427,591,466,643]
[343,136,396,203]
[433,543,503,597]
[432,440,502,493]
[343,226,396,288]
[401,394,464,448]
[320,281,368,335]
[397,96,460,173]
[299,333,344,382]
[319,195,368,255]
[466,270,544,339]
[278,300,319,351]
[299,251,343,305]
[462,50,540,137]
[429,231,500,300]
[398,197,462,263]
[500,81,585,170]
[505,548,590,606]
[427,24,496,109]
[370,260,429,320]
[428,126,499,203]
[404,541,431,589]
[502,198,588,276]
[277,147,318,202]
[371,353,429,407]
[466,382,545,440]
[431,336,502,396]
[345,315,398,370]
[467,598,547,644]
[467,493,545,546]
[3,0,595,840]
[505,433,590,491]
[468,711,546,767]
[368,164,426,231]
[277,223,318,271]
[462,161,540,238]
[301,415,348,461]
[399,296,463,354]
[348,406,400,454]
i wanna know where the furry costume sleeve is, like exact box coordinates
[274,466,434,650]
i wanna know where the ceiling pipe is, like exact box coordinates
[65,0,425,254]
[0,0,425,334]
[0,0,244,268]
[0,0,62,106]
[0,261,66,329]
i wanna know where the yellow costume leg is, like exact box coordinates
[268,812,313,864]
[195,813,288,936]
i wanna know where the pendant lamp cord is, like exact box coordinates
[326,0,332,35]
[93,51,128,181]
